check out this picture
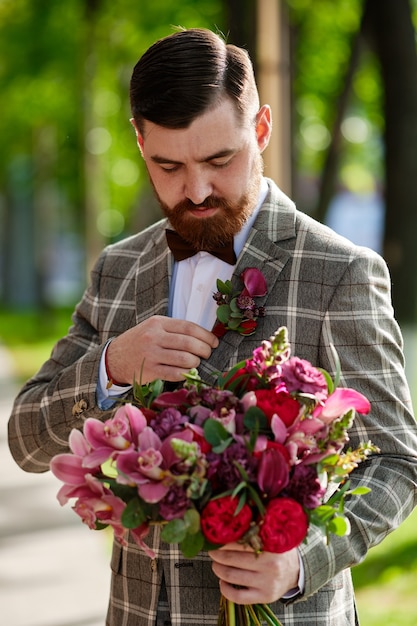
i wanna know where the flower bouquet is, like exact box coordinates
[51,327,377,626]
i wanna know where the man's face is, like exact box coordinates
[135,98,271,249]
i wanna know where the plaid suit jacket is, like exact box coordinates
[9,179,417,625]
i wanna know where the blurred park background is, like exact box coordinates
[1,0,417,624]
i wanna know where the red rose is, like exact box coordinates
[253,389,300,426]
[238,319,258,335]
[222,367,259,394]
[259,497,308,553]
[200,495,253,545]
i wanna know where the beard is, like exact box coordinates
[152,154,264,250]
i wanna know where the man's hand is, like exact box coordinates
[106,315,219,385]
[209,543,300,605]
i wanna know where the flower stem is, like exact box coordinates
[254,603,283,626]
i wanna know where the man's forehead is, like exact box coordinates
[141,102,248,161]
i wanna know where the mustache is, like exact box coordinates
[173,196,234,213]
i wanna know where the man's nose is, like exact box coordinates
[184,172,213,205]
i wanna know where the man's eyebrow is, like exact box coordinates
[150,148,236,165]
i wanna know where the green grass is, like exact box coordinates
[2,308,417,625]
[353,506,417,625]
[0,307,74,381]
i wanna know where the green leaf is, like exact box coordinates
[309,504,337,524]
[216,278,233,295]
[216,304,231,324]
[349,486,371,496]
[161,518,187,544]
[247,483,266,515]
[183,508,200,534]
[317,367,334,395]
[121,497,147,529]
[180,529,205,558]
[244,406,269,431]
[329,343,341,388]
[203,418,230,446]
[328,515,351,536]
[230,298,241,313]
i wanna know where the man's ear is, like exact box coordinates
[255,105,272,153]
[130,117,144,155]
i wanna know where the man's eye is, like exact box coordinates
[211,160,230,168]
[160,164,180,172]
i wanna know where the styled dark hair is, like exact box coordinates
[130,28,259,133]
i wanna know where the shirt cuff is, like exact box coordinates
[97,341,132,410]
[281,550,305,601]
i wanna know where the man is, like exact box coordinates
[8,28,417,626]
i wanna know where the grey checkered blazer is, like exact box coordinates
[9,179,417,626]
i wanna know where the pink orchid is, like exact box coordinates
[271,414,288,444]
[314,388,371,423]
[241,268,267,297]
[285,432,321,464]
[116,446,165,487]
[130,524,154,558]
[82,404,148,467]
[70,475,127,541]
[50,429,97,486]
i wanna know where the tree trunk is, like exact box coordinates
[363,0,417,323]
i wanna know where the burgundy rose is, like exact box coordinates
[200,495,253,545]
[259,497,308,553]
[253,389,301,426]
[212,321,228,338]
[281,357,328,401]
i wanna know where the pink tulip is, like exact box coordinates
[314,388,371,423]
[257,447,289,497]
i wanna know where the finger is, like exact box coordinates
[162,318,219,349]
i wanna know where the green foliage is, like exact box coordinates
[0,0,225,307]
[286,0,384,187]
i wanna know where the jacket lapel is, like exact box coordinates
[134,221,172,323]
[201,180,297,377]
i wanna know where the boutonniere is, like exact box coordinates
[212,267,267,337]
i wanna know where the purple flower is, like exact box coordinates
[207,442,258,490]
[284,464,326,509]
[236,294,256,311]
[150,407,188,439]
[281,357,328,401]
[159,484,191,520]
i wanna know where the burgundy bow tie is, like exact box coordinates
[165,229,237,265]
